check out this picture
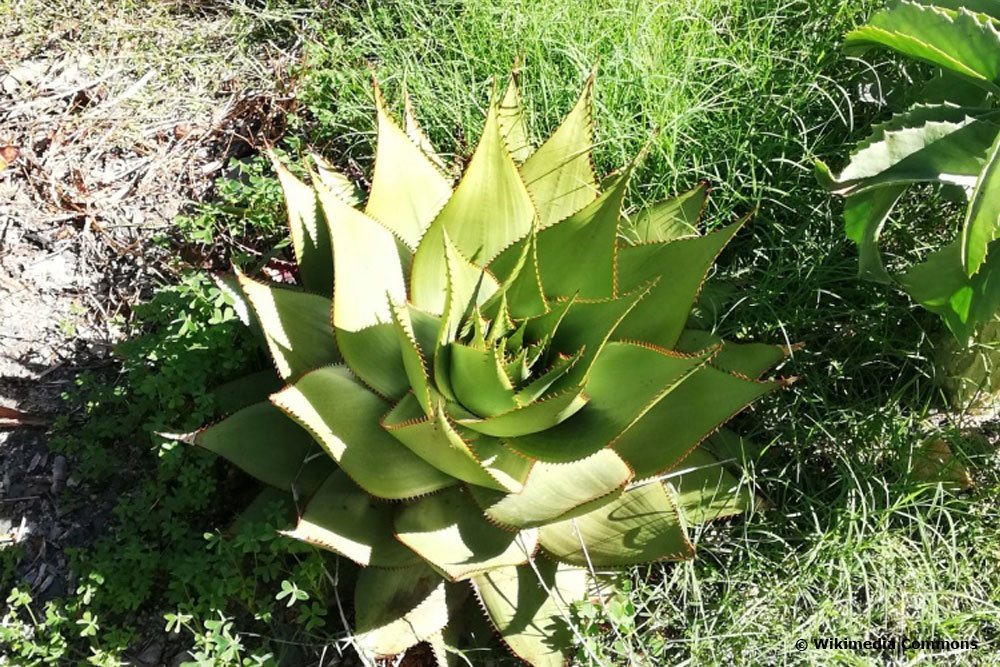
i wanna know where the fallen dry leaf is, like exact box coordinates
[0,406,50,429]
[913,439,974,491]
[0,145,20,172]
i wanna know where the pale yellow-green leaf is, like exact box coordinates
[317,181,406,331]
[366,83,452,248]
[234,270,338,380]
[472,559,587,667]
[354,564,449,659]
[281,470,419,567]
[394,487,538,581]
[271,365,453,499]
[520,76,598,228]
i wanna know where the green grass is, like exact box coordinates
[4,0,1000,664]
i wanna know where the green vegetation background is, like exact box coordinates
[3,0,999,664]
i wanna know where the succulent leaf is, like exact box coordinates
[472,449,632,529]
[960,129,1000,274]
[823,5,1000,337]
[354,563,449,659]
[209,369,283,415]
[845,2,1000,93]
[366,83,452,249]
[843,184,907,284]
[625,182,708,243]
[615,221,744,350]
[310,152,364,207]
[613,364,780,479]
[235,270,339,380]
[911,0,1000,19]
[169,402,332,494]
[318,181,407,332]
[509,341,713,462]
[823,105,999,195]
[519,76,599,228]
[271,365,454,499]
[538,481,693,566]
[497,74,533,163]
[675,329,789,378]
[394,487,539,581]
[671,446,755,524]
[283,470,420,567]
[899,237,1000,341]
[383,393,509,491]
[411,103,535,311]
[472,558,587,667]
[269,153,333,296]
[533,169,630,299]
[187,74,786,666]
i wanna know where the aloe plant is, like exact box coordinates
[817,0,1000,341]
[169,75,790,665]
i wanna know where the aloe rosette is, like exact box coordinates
[172,75,791,665]
[818,0,1000,341]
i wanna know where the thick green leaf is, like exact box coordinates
[271,365,454,499]
[455,386,589,438]
[520,77,598,228]
[383,393,507,491]
[844,184,907,283]
[675,330,789,379]
[472,559,587,667]
[235,271,338,380]
[508,342,712,462]
[394,487,538,581]
[614,221,743,351]
[845,2,1000,93]
[474,449,633,529]
[625,182,708,244]
[539,481,693,566]
[426,584,476,667]
[707,339,789,379]
[532,169,629,299]
[335,324,409,399]
[515,349,583,405]
[411,102,535,310]
[462,432,536,493]
[899,237,1000,342]
[213,274,259,335]
[171,402,332,494]
[282,470,419,567]
[448,342,519,417]
[497,74,532,163]
[912,0,1000,21]
[210,370,284,415]
[366,83,452,248]
[613,365,780,479]
[670,446,754,524]
[485,230,549,319]
[310,152,363,207]
[961,130,1000,275]
[390,303,433,413]
[535,288,649,390]
[403,88,449,171]
[354,563,449,659]
[822,104,999,195]
[317,181,407,332]
[269,154,333,296]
